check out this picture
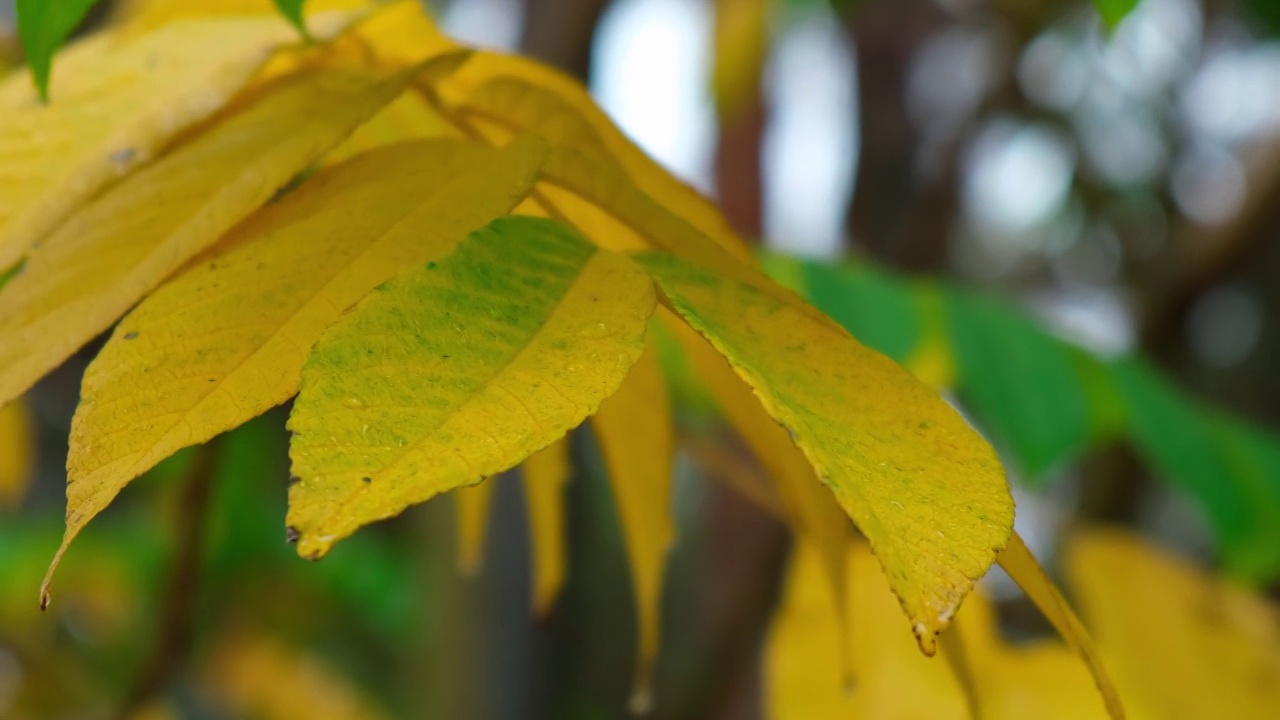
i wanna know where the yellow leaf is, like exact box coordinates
[635,252,1013,651]
[56,137,544,598]
[455,480,497,575]
[905,282,956,390]
[522,437,571,616]
[590,340,674,710]
[425,51,756,261]
[659,307,852,680]
[324,90,453,166]
[112,0,370,31]
[944,589,1109,720]
[286,217,656,559]
[207,631,389,720]
[712,0,771,118]
[997,531,1125,719]
[0,399,34,510]
[0,64,412,415]
[0,14,360,274]
[1066,529,1280,720]
[765,540,968,720]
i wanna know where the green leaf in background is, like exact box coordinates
[1211,416,1280,581]
[272,0,312,39]
[945,289,1093,481]
[1109,360,1257,572]
[15,0,105,102]
[1092,0,1141,29]
[803,260,920,364]
[763,252,1280,583]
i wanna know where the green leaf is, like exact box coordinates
[15,0,105,101]
[1109,360,1255,564]
[945,289,1092,480]
[1092,0,1141,29]
[272,0,312,39]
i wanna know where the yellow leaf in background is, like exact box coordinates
[207,632,388,720]
[455,480,497,575]
[0,14,360,274]
[590,341,674,711]
[997,532,1124,719]
[1066,529,1280,720]
[950,591,1108,720]
[427,51,756,262]
[635,252,1013,651]
[522,437,571,616]
[765,541,968,720]
[0,64,412,415]
[57,137,544,598]
[659,308,852,680]
[347,0,457,67]
[0,400,34,510]
[712,0,772,118]
[112,0,369,31]
[286,217,655,559]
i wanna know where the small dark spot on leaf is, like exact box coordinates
[285,526,300,543]
[123,331,139,340]
[427,261,437,270]
[208,378,216,382]
[362,476,372,484]
[109,147,137,168]
[441,355,450,359]
[306,550,322,561]
[288,475,301,487]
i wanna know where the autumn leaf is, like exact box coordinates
[635,251,1013,650]
[0,64,414,421]
[590,340,675,711]
[1066,529,1280,719]
[522,438,572,615]
[55,136,545,599]
[660,308,853,680]
[286,217,656,559]
[0,400,34,510]
[997,532,1124,718]
[455,479,497,575]
[765,541,968,719]
[0,13,359,274]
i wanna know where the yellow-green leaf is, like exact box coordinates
[0,64,412,415]
[0,399,34,510]
[0,13,359,273]
[1066,529,1280,719]
[57,137,544,595]
[997,531,1125,719]
[635,251,1013,651]
[522,437,571,616]
[590,340,674,710]
[455,479,496,575]
[286,217,656,559]
[660,307,852,680]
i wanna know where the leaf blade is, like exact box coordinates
[14,0,104,101]
[1,64,412,413]
[590,340,674,708]
[522,437,571,615]
[635,251,1014,650]
[0,13,360,273]
[286,217,656,558]
[61,137,544,590]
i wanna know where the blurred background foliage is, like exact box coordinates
[1,0,1279,717]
